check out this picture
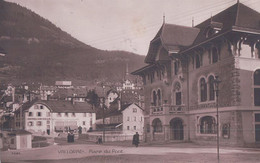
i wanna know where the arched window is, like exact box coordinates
[200,78,207,102]
[157,89,161,106]
[152,118,162,133]
[152,91,157,106]
[200,116,216,134]
[254,69,260,106]
[208,75,215,101]
[212,47,219,63]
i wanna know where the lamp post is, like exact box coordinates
[100,97,105,143]
[213,75,221,162]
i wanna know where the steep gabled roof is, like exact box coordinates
[145,23,199,63]
[133,2,260,74]
[105,103,143,117]
[184,2,260,52]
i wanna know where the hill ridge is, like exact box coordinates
[0,1,145,85]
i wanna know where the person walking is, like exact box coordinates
[132,132,139,147]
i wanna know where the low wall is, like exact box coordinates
[78,133,143,142]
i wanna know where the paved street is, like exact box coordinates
[1,141,260,163]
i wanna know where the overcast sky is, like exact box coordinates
[6,0,260,55]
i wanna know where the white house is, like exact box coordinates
[14,100,96,136]
[96,103,144,135]
[122,103,144,135]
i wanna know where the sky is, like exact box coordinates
[6,0,260,55]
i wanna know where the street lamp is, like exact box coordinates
[100,97,105,143]
[213,75,221,162]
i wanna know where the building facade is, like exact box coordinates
[14,100,96,136]
[133,2,260,146]
[96,103,144,135]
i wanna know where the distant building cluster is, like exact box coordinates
[0,61,145,149]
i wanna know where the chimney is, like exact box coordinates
[12,87,15,103]
[118,98,121,111]
[118,92,121,111]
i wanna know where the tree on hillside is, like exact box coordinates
[86,90,99,110]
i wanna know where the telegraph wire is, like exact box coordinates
[87,0,237,45]
[86,0,260,48]
[87,0,237,46]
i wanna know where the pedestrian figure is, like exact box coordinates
[132,132,139,147]
[78,126,82,134]
[67,130,74,143]
[98,136,103,144]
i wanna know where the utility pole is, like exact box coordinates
[100,97,105,143]
[214,75,221,163]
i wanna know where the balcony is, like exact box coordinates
[150,105,186,115]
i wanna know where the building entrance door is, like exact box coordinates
[255,124,260,142]
[170,118,184,140]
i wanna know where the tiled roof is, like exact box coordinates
[105,103,142,117]
[40,100,95,113]
[15,100,95,113]
[145,24,199,63]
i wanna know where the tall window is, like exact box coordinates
[150,72,154,83]
[254,69,260,106]
[173,82,182,105]
[152,91,157,106]
[29,112,33,117]
[212,47,219,63]
[152,118,162,133]
[200,116,216,134]
[176,92,182,105]
[174,61,179,75]
[208,75,215,101]
[157,89,161,106]
[200,78,207,102]
[196,54,201,68]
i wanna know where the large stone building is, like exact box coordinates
[133,2,260,146]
